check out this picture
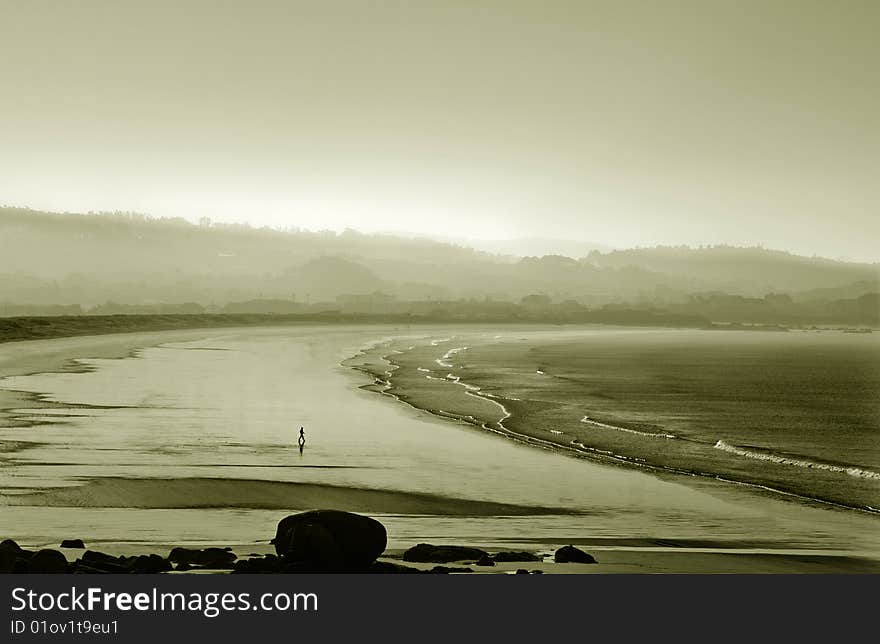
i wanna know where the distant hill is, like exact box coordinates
[587,246,879,294]
[393,233,614,259]
[1,208,877,311]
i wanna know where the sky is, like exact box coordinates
[1,1,878,261]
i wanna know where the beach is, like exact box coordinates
[1,324,879,573]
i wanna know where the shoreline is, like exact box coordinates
[346,334,880,515]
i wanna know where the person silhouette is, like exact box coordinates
[298,427,306,453]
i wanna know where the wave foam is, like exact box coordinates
[713,440,880,480]
[580,416,677,440]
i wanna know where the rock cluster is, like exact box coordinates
[2,513,598,574]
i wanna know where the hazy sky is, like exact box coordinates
[1,1,878,260]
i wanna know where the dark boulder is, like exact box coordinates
[554,545,597,564]
[285,522,343,570]
[274,511,386,570]
[232,554,282,574]
[0,540,25,573]
[515,568,530,574]
[28,549,69,573]
[168,547,237,569]
[126,554,172,573]
[475,555,496,567]
[492,551,540,563]
[402,544,488,563]
[60,539,86,549]
[80,552,124,573]
[79,551,128,573]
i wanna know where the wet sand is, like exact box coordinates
[2,325,879,573]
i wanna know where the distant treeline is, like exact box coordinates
[0,309,715,345]
[2,207,879,308]
[1,288,877,326]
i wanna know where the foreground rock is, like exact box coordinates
[554,545,597,564]
[403,544,488,563]
[169,547,237,569]
[273,510,387,571]
[0,540,33,573]
[28,549,69,573]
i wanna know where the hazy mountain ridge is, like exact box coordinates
[1,208,877,314]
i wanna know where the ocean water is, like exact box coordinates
[0,325,878,557]
[416,329,880,511]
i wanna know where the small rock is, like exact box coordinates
[28,549,69,573]
[403,544,488,563]
[175,562,192,572]
[531,569,544,574]
[515,568,530,575]
[60,539,86,549]
[475,555,496,567]
[232,555,282,574]
[554,545,597,564]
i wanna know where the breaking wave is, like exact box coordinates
[713,440,880,481]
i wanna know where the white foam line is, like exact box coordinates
[435,346,468,368]
[714,440,880,481]
[580,416,677,440]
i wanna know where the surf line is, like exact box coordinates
[350,341,880,516]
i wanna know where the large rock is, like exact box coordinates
[554,545,597,564]
[28,549,69,573]
[1,540,27,573]
[402,544,488,563]
[274,511,387,570]
[60,539,86,549]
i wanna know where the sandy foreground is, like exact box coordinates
[2,325,879,574]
